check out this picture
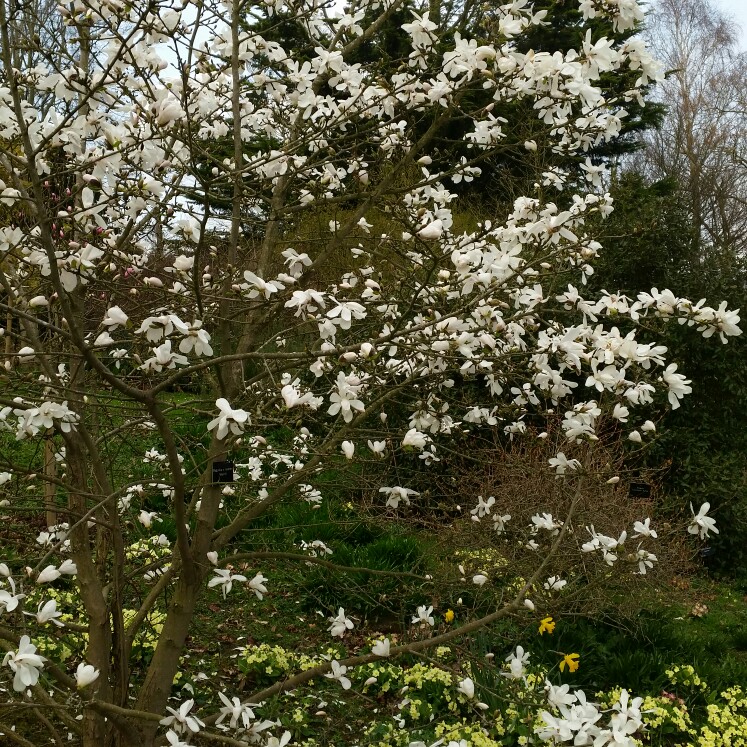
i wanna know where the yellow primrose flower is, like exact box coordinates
[559,653,580,673]
[538,616,556,635]
[444,609,455,623]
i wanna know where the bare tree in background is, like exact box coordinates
[637,0,747,256]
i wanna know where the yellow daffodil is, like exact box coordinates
[444,609,455,623]
[559,653,580,673]
[538,616,556,635]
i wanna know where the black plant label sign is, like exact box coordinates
[212,461,234,484]
[628,482,652,499]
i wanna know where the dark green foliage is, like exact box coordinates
[590,172,747,577]
[238,495,432,619]
[298,530,429,617]
[591,173,698,291]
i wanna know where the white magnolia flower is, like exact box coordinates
[247,572,268,600]
[326,301,366,330]
[470,495,495,520]
[545,681,576,708]
[632,547,658,575]
[3,635,46,691]
[327,372,365,423]
[402,428,428,449]
[612,403,630,422]
[207,569,247,599]
[367,440,386,457]
[160,699,205,734]
[412,605,434,627]
[216,692,255,730]
[58,559,77,575]
[544,575,567,592]
[401,10,438,48]
[0,577,24,612]
[94,331,115,347]
[417,219,444,240]
[171,254,194,273]
[328,608,354,638]
[165,729,191,747]
[208,398,249,440]
[632,518,657,539]
[457,677,475,699]
[532,513,561,535]
[661,363,692,409]
[341,440,355,459]
[503,646,529,680]
[371,638,391,657]
[548,452,581,476]
[266,732,292,747]
[136,314,183,342]
[36,560,76,584]
[284,289,325,317]
[140,340,188,372]
[178,322,213,357]
[75,662,100,688]
[102,306,128,328]
[379,486,418,508]
[325,660,351,690]
[688,502,719,540]
[493,513,511,534]
[31,599,64,627]
[281,381,321,410]
[472,574,488,586]
[138,510,160,528]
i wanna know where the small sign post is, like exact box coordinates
[211,461,234,484]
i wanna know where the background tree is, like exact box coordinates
[636,0,747,255]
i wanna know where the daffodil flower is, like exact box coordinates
[538,616,556,635]
[559,652,580,673]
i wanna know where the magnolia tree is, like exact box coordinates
[0,0,740,744]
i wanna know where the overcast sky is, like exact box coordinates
[712,0,747,48]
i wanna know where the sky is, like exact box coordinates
[712,0,747,48]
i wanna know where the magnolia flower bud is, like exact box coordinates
[75,662,100,688]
